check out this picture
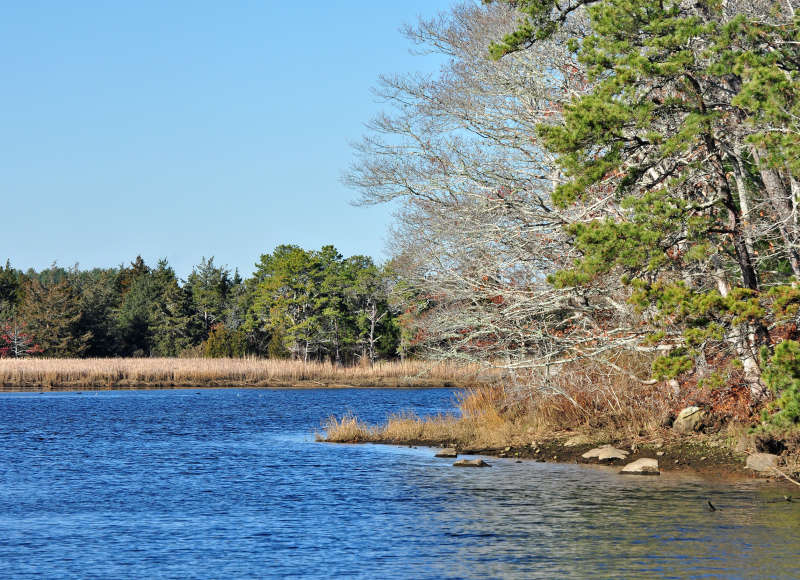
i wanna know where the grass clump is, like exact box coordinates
[320,357,677,448]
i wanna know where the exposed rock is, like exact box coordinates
[656,451,665,457]
[453,459,490,467]
[745,453,780,473]
[564,434,592,447]
[581,445,630,461]
[620,458,660,475]
[673,406,705,434]
[435,448,458,458]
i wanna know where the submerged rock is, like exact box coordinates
[745,453,780,473]
[620,458,660,475]
[673,406,705,434]
[435,448,458,458]
[581,445,629,461]
[453,459,490,467]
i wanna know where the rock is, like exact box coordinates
[673,406,705,434]
[620,458,660,475]
[582,445,629,461]
[564,434,592,447]
[435,448,458,458]
[745,453,780,473]
[656,451,665,457]
[453,459,490,467]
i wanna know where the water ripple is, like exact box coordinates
[0,388,797,578]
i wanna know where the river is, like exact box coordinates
[0,388,797,578]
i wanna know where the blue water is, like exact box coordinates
[0,388,798,579]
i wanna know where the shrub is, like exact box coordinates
[203,324,247,358]
[763,340,800,426]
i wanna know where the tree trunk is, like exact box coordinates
[751,148,800,277]
[715,273,768,400]
[730,151,755,257]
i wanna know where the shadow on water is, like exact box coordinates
[0,388,797,579]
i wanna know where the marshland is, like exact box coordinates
[0,357,485,391]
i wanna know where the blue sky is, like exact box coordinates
[1,0,457,278]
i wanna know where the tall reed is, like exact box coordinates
[0,358,490,390]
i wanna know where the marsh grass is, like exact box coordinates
[323,357,676,447]
[0,358,489,391]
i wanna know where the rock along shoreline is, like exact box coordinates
[332,435,799,488]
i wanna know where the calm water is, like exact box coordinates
[0,388,798,579]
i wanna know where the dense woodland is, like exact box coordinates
[0,247,400,363]
[346,0,800,428]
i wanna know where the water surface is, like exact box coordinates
[0,388,797,578]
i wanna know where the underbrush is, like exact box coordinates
[323,357,679,446]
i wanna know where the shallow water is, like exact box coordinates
[0,388,797,579]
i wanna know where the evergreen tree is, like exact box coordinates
[185,257,235,338]
[0,260,23,320]
[493,0,800,399]
[19,276,92,357]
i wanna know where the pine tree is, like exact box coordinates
[20,277,92,357]
[492,0,800,398]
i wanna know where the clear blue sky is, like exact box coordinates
[1,0,456,278]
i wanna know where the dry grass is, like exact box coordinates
[0,358,490,391]
[323,356,676,447]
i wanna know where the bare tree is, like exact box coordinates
[347,2,650,399]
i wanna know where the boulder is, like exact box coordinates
[435,448,458,458]
[582,445,629,461]
[673,406,705,434]
[453,459,490,467]
[620,458,660,475]
[564,434,592,447]
[745,453,780,473]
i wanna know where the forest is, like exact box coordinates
[0,246,400,364]
[343,0,800,430]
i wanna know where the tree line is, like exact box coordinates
[347,0,800,425]
[0,246,401,363]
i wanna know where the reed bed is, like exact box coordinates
[323,357,675,448]
[0,358,490,391]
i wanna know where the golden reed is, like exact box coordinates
[0,358,488,391]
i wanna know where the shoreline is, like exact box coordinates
[0,379,465,392]
[324,433,800,488]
